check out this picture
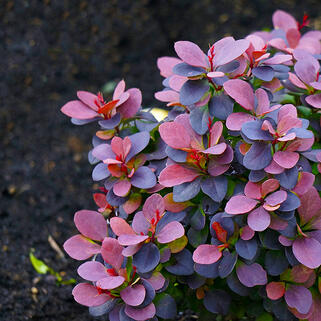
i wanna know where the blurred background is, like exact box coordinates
[1,0,321,320]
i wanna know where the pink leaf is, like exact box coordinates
[240,225,255,240]
[226,112,256,131]
[125,303,156,321]
[77,91,98,110]
[292,172,315,196]
[273,151,299,169]
[244,181,261,199]
[96,275,125,290]
[61,100,98,119]
[63,234,101,260]
[132,211,150,235]
[120,284,146,306]
[110,217,135,236]
[223,79,254,111]
[117,88,142,118]
[247,206,271,232]
[143,193,165,222]
[157,221,185,243]
[261,178,279,197]
[118,234,149,246]
[74,210,107,241]
[101,237,124,270]
[113,80,126,100]
[72,283,110,307]
[192,244,222,264]
[272,10,298,32]
[77,261,107,281]
[306,93,321,109]
[158,164,199,187]
[145,272,166,290]
[266,282,285,300]
[155,90,180,102]
[174,41,208,68]
[159,122,191,149]
[298,187,321,224]
[113,179,131,197]
[225,195,258,215]
[157,56,182,77]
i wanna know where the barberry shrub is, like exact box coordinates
[61,10,321,321]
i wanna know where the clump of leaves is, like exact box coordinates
[60,9,321,321]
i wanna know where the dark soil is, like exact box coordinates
[1,1,321,320]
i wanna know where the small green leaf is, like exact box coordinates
[256,312,273,321]
[30,252,49,274]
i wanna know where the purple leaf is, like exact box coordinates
[92,163,110,181]
[208,93,234,120]
[130,166,156,189]
[264,251,288,276]
[264,190,287,207]
[74,210,107,241]
[225,195,258,215]
[247,206,271,231]
[218,251,238,278]
[173,63,204,77]
[125,303,156,321]
[292,237,321,269]
[203,289,231,315]
[165,249,194,275]
[77,261,107,281]
[278,192,300,211]
[236,263,267,287]
[189,108,209,135]
[155,294,177,319]
[284,285,313,315]
[173,177,202,202]
[235,238,258,260]
[174,41,208,68]
[252,66,274,81]
[72,283,110,307]
[120,284,146,306]
[97,276,125,290]
[242,120,273,141]
[200,176,227,202]
[194,262,219,278]
[179,80,209,106]
[157,221,184,243]
[99,113,121,129]
[227,274,250,296]
[193,244,222,264]
[92,144,115,161]
[89,299,116,317]
[139,280,156,308]
[126,132,150,161]
[243,142,272,170]
[132,211,150,235]
[159,122,190,149]
[63,234,101,260]
[133,243,160,273]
